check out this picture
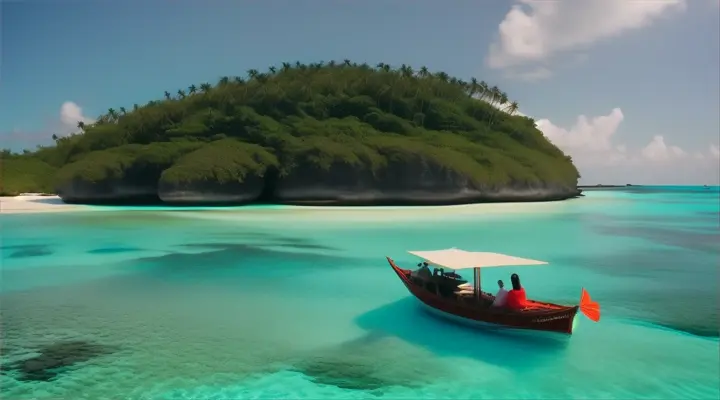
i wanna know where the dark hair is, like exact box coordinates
[497,279,504,287]
[510,273,522,291]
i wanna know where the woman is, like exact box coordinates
[505,273,528,310]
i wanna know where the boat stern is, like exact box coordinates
[528,305,580,335]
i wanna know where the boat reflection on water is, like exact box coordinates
[354,297,571,370]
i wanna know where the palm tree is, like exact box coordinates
[188,84,197,94]
[234,77,245,84]
[418,66,429,78]
[108,108,117,121]
[343,59,352,67]
[457,80,468,93]
[506,101,519,115]
[268,66,276,74]
[133,103,139,111]
[199,83,212,92]
[498,92,509,108]
[119,106,126,115]
[469,78,479,97]
[328,60,337,68]
[281,62,292,72]
[487,87,505,125]
[247,69,259,80]
[51,134,58,141]
[218,76,230,86]
[164,91,171,100]
[479,81,489,100]
[490,86,501,105]
[400,64,414,78]
[177,89,186,98]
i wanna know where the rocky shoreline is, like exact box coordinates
[55,155,583,206]
[56,181,582,206]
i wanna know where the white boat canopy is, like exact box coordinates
[408,248,548,270]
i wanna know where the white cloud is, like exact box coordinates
[536,108,624,154]
[640,135,686,162]
[530,107,719,184]
[487,0,686,76]
[710,144,720,159]
[2,101,94,149]
[504,67,553,82]
[59,101,94,134]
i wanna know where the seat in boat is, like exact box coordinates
[458,282,473,289]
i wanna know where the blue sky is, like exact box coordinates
[2,0,718,184]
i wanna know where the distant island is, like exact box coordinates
[1,61,581,206]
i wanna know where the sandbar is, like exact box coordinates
[0,194,85,214]
[168,200,574,224]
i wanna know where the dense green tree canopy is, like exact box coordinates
[1,60,578,201]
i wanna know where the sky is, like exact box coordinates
[1,0,719,185]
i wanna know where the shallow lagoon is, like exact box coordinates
[1,187,718,399]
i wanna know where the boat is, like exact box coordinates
[386,248,601,335]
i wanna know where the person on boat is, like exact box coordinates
[505,273,528,310]
[444,270,461,280]
[491,279,508,307]
[417,262,431,278]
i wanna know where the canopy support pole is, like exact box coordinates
[473,269,476,298]
[473,267,482,301]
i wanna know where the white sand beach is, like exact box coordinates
[0,194,84,214]
[0,193,578,220]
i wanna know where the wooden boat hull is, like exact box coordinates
[387,257,580,335]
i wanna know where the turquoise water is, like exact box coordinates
[1,187,718,399]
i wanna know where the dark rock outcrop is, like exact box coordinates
[152,139,278,205]
[157,175,267,204]
[56,157,580,206]
[273,160,580,205]
[55,154,171,204]
[54,142,202,204]
[56,178,160,204]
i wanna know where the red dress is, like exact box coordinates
[506,288,528,309]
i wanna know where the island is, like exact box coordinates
[1,61,581,206]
